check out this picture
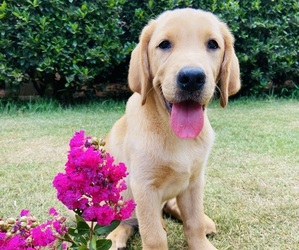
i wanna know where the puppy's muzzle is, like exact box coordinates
[177,67,206,92]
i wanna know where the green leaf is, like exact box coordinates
[78,244,88,250]
[68,227,78,237]
[77,221,90,236]
[94,220,120,235]
[89,236,97,250]
[62,232,74,243]
[148,0,153,9]
[81,3,87,11]
[96,239,112,250]
[12,11,20,18]
[33,0,38,8]
[0,1,7,12]
[75,214,86,223]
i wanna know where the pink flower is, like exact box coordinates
[81,206,96,221]
[95,205,116,226]
[53,130,136,226]
[20,209,30,217]
[57,189,82,210]
[0,232,5,241]
[118,200,136,220]
[69,130,85,148]
[49,207,59,216]
[52,173,71,193]
[31,226,55,246]
[0,209,67,249]
[4,234,26,249]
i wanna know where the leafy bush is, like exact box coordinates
[0,0,134,100]
[200,0,299,97]
[0,0,298,100]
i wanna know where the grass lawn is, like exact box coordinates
[0,98,298,249]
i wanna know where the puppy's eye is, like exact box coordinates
[158,40,172,50]
[207,40,219,50]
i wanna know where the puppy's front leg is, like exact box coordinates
[177,180,217,250]
[132,182,168,250]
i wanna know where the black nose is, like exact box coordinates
[177,67,206,92]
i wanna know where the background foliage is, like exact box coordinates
[0,0,134,100]
[0,0,298,100]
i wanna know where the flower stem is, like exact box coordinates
[90,221,94,241]
[55,234,74,244]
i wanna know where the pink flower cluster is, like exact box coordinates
[0,208,67,250]
[53,130,135,226]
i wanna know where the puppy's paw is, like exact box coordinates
[163,198,182,221]
[203,240,218,250]
[204,214,217,235]
[106,223,134,250]
[189,238,218,250]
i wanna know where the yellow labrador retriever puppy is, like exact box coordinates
[106,8,240,250]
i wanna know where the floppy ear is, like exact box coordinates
[218,23,241,108]
[128,21,156,105]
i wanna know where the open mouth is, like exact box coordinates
[163,97,205,139]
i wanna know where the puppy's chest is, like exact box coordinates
[149,156,201,201]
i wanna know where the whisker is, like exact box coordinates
[145,86,154,99]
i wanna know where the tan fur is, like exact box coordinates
[106,8,240,250]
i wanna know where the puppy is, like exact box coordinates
[106,8,240,250]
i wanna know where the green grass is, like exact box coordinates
[0,98,298,250]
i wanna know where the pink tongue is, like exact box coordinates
[170,101,204,139]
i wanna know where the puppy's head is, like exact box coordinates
[129,8,240,138]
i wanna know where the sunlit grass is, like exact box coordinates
[0,98,298,249]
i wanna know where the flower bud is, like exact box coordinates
[26,236,33,244]
[31,222,39,228]
[30,216,37,222]
[58,216,66,223]
[99,138,105,147]
[20,216,28,222]
[117,200,124,207]
[6,218,15,224]
[0,221,8,232]
[90,138,99,150]
[84,139,92,148]
[20,222,27,228]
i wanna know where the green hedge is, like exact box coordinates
[209,1,299,97]
[0,0,298,100]
[0,0,134,100]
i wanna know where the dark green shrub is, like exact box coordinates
[0,0,298,99]
[199,0,299,97]
[0,0,134,100]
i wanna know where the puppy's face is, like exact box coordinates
[129,9,240,139]
[148,10,225,107]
